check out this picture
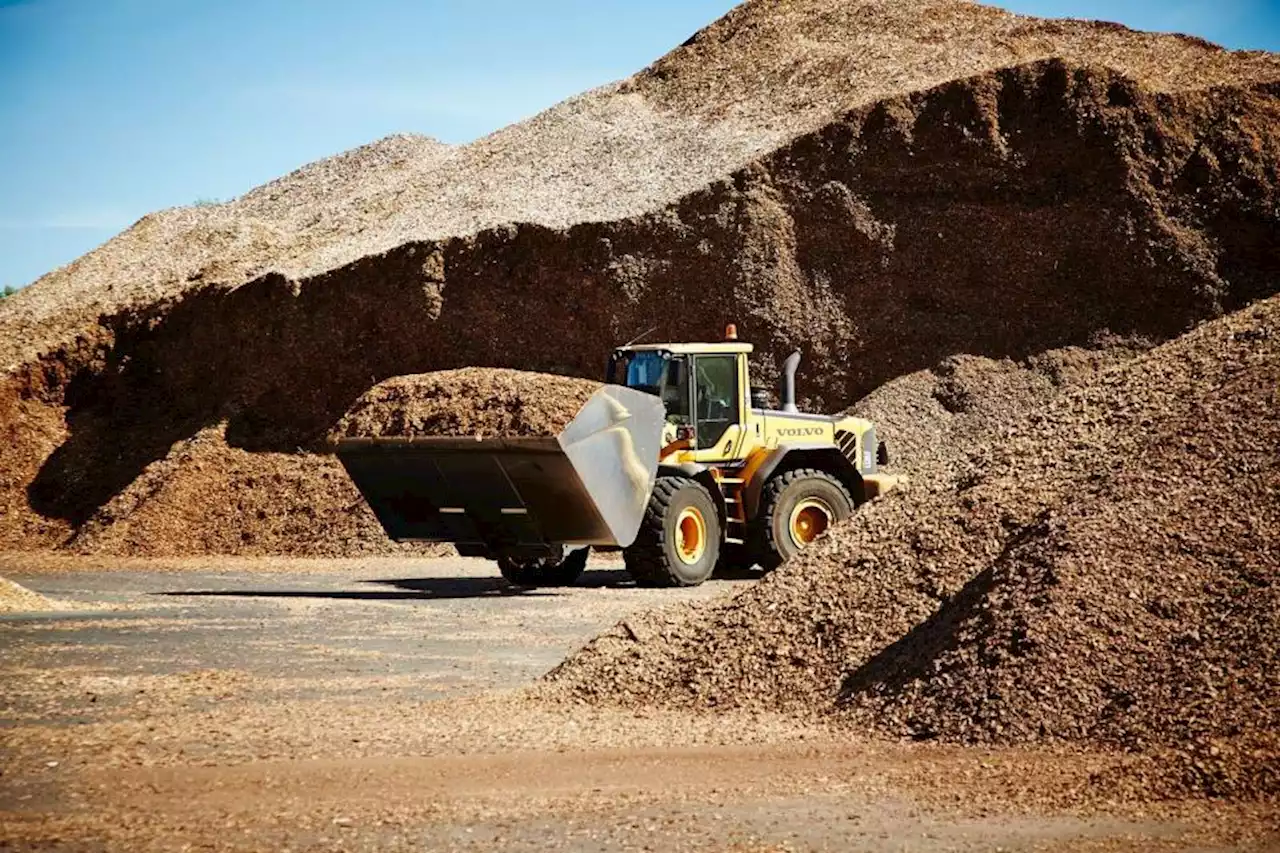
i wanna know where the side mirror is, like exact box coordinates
[750,387,770,409]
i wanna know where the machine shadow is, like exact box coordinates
[153,565,742,604]
[155,576,555,602]
[371,568,636,592]
[713,564,767,581]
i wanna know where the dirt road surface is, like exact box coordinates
[1,556,1274,851]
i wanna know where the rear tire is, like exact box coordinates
[754,469,854,571]
[624,476,721,587]
[498,546,589,587]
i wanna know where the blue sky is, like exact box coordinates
[1,0,1277,290]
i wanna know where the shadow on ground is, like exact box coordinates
[156,566,759,602]
[152,569,654,603]
[156,576,552,602]
[381,569,638,592]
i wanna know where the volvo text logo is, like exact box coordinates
[777,427,824,438]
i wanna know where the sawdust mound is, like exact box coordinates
[0,577,61,613]
[333,369,600,440]
[549,296,1280,800]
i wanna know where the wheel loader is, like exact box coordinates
[335,326,895,587]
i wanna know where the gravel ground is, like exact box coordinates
[2,556,1276,852]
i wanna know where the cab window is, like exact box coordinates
[620,351,665,394]
[693,354,739,450]
[615,351,690,424]
[662,357,690,423]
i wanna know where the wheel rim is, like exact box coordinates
[675,506,707,565]
[789,498,834,546]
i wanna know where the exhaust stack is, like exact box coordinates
[781,351,801,413]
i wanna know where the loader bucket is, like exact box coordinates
[334,385,664,557]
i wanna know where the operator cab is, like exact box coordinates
[608,333,753,454]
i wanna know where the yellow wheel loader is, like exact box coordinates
[336,327,894,588]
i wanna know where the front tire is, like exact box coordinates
[755,469,854,571]
[624,476,721,587]
[498,546,589,587]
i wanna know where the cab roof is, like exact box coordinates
[615,342,754,355]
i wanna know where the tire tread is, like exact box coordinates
[625,476,716,587]
[755,468,854,571]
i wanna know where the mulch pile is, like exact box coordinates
[6,0,1279,378]
[331,369,600,441]
[548,296,1280,800]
